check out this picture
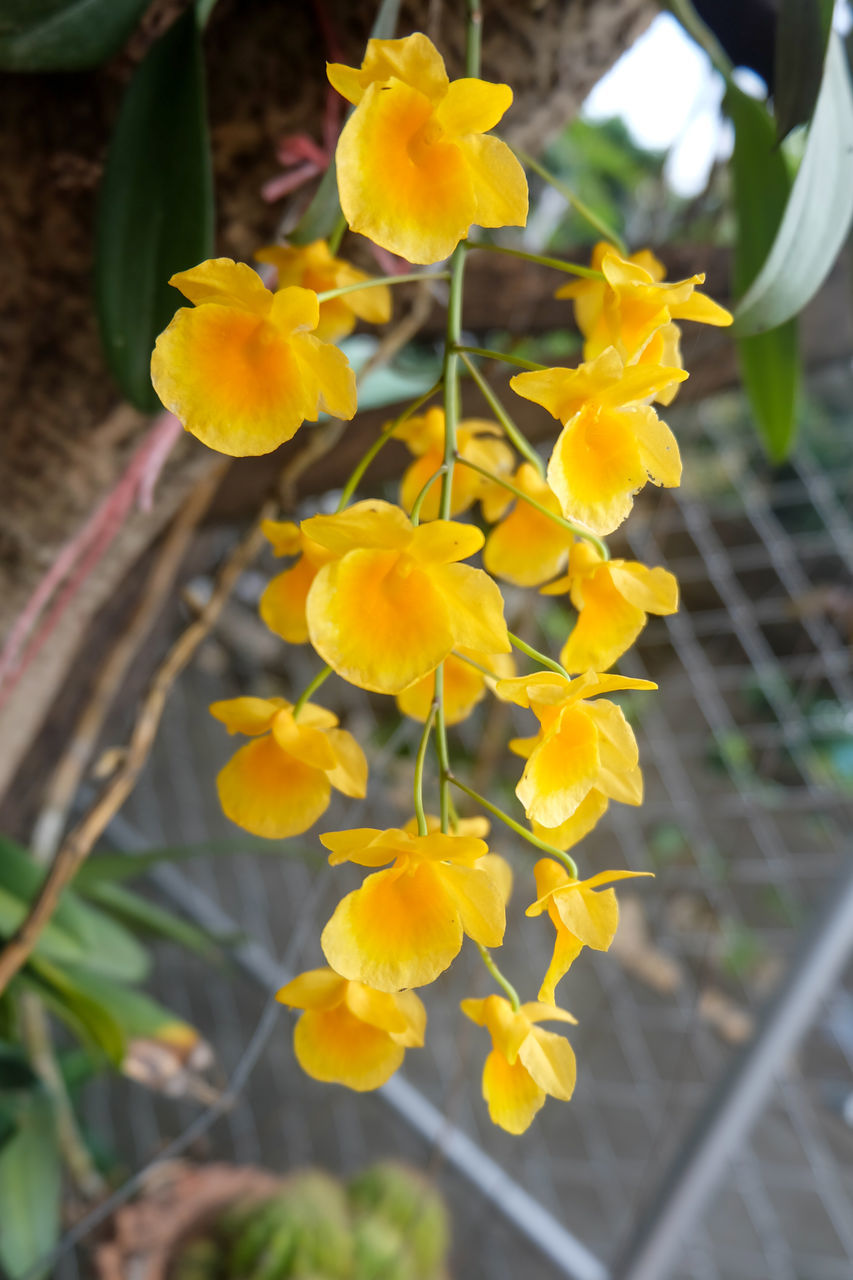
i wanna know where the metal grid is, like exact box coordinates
[76,365,853,1280]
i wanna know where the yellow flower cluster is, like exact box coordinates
[150,31,731,1131]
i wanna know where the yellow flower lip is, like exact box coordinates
[150,258,357,457]
[319,827,507,991]
[327,33,527,263]
[209,697,366,839]
[302,501,508,695]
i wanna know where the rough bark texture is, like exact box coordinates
[1,0,656,806]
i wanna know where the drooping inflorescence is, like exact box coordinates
[151,30,731,1133]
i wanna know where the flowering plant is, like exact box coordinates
[151,27,731,1135]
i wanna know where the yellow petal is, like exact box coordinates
[532,789,609,850]
[321,864,463,990]
[292,701,339,730]
[428,562,510,654]
[268,285,320,334]
[538,929,584,1004]
[410,519,484,564]
[261,518,301,556]
[344,982,411,1035]
[307,550,453,694]
[169,258,271,313]
[389,989,428,1047]
[289,332,357,422]
[520,1000,579,1028]
[511,349,625,424]
[151,304,319,456]
[302,500,413,556]
[609,562,678,615]
[456,133,528,231]
[437,863,506,947]
[478,852,513,905]
[320,827,406,868]
[516,705,600,827]
[495,671,569,709]
[399,451,446,520]
[276,967,346,1011]
[482,1048,545,1133]
[519,1026,576,1101]
[461,995,527,1062]
[335,79,474,264]
[293,1004,405,1091]
[632,405,682,488]
[216,736,330,838]
[598,763,644,806]
[209,696,281,736]
[551,884,619,951]
[670,289,732,326]
[434,78,513,133]
[583,699,639,772]
[271,709,338,771]
[260,557,317,644]
[396,650,483,726]
[327,33,449,106]
[560,570,646,673]
[325,728,369,798]
[484,498,572,587]
[546,404,647,535]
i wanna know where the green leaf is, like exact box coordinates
[733,34,853,336]
[79,881,227,959]
[54,967,199,1047]
[0,1044,39,1093]
[0,1105,16,1155]
[774,0,834,140]
[21,963,125,1066]
[73,836,284,887]
[290,0,400,246]
[0,0,150,71]
[0,837,149,983]
[95,6,213,411]
[726,83,800,461]
[0,1090,60,1280]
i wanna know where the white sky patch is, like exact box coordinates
[581,13,733,198]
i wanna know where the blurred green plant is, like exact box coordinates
[172,1162,450,1280]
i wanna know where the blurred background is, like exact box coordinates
[1,3,852,1279]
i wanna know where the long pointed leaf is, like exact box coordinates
[0,0,150,71]
[774,0,833,140]
[734,34,853,335]
[96,6,213,410]
[726,83,800,460]
[0,1091,60,1280]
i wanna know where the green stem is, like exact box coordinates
[316,271,449,304]
[454,344,546,373]
[507,631,570,678]
[336,381,442,510]
[293,664,332,716]
[413,704,436,836]
[473,242,603,280]
[458,352,545,478]
[452,650,496,678]
[453,454,610,560]
[327,210,348,256]
[449,777,578,876]
[410,465,447,525]
[476,943,520,1011]
[514,147,628,255]
[434,666,452,832]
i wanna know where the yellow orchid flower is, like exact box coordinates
[556,241,732,369]
[255,239,391,343]
[461,994,578,1134]
[495,670,656,830]
[530,789,610,853]
[394,407,514,520]
[482,462,574,587]
[258,519,336,645]
[396,646,515,726]
[542,540,679,672]
[151,259,357,456]
[527,859,653,1003]
[277,968,425,1091]
[320,827,508,990]
[327,33,528,263]
[302,500,509,695]
[511,347,687,535]
[210,697,366,838]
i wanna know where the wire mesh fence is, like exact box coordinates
[65,363,853,1280]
